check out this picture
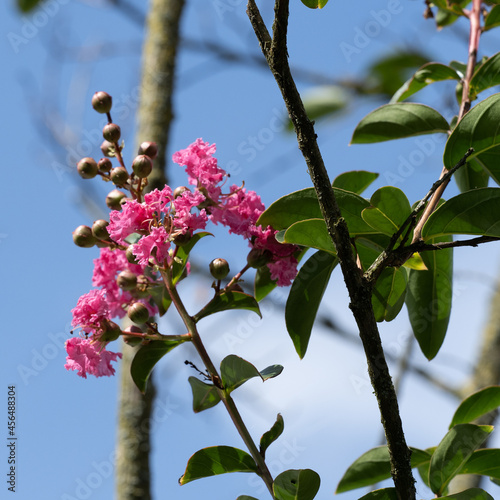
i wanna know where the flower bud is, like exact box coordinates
[100,140,115,157]
[173,186,190,198]
[110,167,129,187]
[72,225,96,248]
[106,189,126,210]
[92,91,112,114]
[92,219,110,240]
[117,270,137,290]
[209,258,230,280]
[77,157,98,179]
[102,123,121,143]
[122,325,144,346]
[99,319,122,342]
[247,248,273,269]
[98,158,112,173]
[125,245,138,264]
[132,155,153,178]
[138,141,158,159]
[128,302,150,324]
[133,275,151,298]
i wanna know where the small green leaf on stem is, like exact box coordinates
[300,0,328,9]
[332,170,379,195]
[357,488,399,500]
[188,376,221,413]
[148,285,172,317]
[371,267,408,322]
[438,489,494,500]
[460,449,500,481]
[194,291,261,322]
[172,231,212,284]
[179,446,259,485]
[260,414,284,458]
[449,386,500,429]
[273,469,320,500]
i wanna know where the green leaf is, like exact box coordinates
[372,267,408,322]
[300,0,328,8]
[131,339,189,393]
[219,355,283,393]
[484,5,500,30]
[194,291,261,322]
[254,264,277,302]
[358,488,399,500]
[285,251,338,358]
[188,377,221,413]
[335,446,431,493]
[438,489,494,500]
[405,236,453,360]
[17,0,42,12]
[391,63,461,103]
[450,386,500,428]
[361,186,412,237]
[332,170,379,194]
[429,424,494,495]
[470,52,500,99]
[236,496,260,500]
[444,94,500,169]
[149,285,172,317]
[179,446,258,485]
[460,449,500,480]
[298,85,346,126]
[454,158,489,192]
[350,103,450,144]
[273,469,320,500]
[280,219,336,254]
[474,145,500,186]
[257,187,374,236]
[172,232,212,284]
[422,188,500,239]
[260,414,284,458]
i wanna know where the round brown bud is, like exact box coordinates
[100,140,115,157]
[117,270,138,291]
[98,158,112,173]
[103,123,121,143]
[132,155,153,179]
[77,157,98,179]
[99,319,122,342]
[138,141,158,160]
[173,186,190,198]
[110,167,129,187]
[72,225,96,248]
[247,248,273,269]
[128,302,150,325]
[106,189,126,210]
[125,245,138,264]
[92,91,112,114]
[92,219,110,240]
[122,325,144,346]
[209,258,230,280]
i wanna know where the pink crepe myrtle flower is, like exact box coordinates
[71,289,110,335]
[108,199,153,244]
[131,225,171,266]
[172,189,208,233]
[65,337,122,378]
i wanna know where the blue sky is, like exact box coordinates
[2,1,500,499]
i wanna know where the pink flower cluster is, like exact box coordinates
[67,138,298,378]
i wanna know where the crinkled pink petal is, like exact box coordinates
[267,255,298,287]
[144,186,173,213]
[132,226,171,266]
[71,289,110,334]
[173,190,208,233]
[107,200,153,244]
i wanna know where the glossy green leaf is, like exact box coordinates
[219,355,282,393]
[484,5,500,30]
[273,469,320,500]
[422,188,500,239]
[391,63,460,103]
[300,0,328,8]
[460,449,500,480]
[280,219,336,254]
[450,386,500,428]
[336,446,431,493]
[257,187,374,236]
[355,234,390,271]
[454,158,489,192]
[285,250,338,358]
[188,377,221,413]
[372,266,408,322]
[17,0,42,12]
[470,52,500,99]
[358,488,399,500]
[260,414,284,458]
[405,236,453,360]
[179,446,258,485]
[429,424,493,495]
[361,186,412,237]
[474,145,500,186]
[443,93,500,169]
[131,339,189,393]
[254,264,277,302]
[351,103,449,144]
[332,170,379,194]
[236,496,260,500]
[438,489,494,500]
[417,447,436,489]
[172,232,212,284]
[149,285,172,317]
[193,291,261,322]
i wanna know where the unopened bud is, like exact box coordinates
[92,219,110,240]
[72,225,96,248]
[132,155,153,178]
[173,186,190,198]
[128,302,150,324]
[77,157,98,179]
[98,158,112,173]
[122,325,144,346]
[110,167,129,187]
[99,319,122,342]
[138,141,158,159]
[209,258,230,280]
[247,248,273,269]
[125,245,138,264]
[92,91,112,114]
[101,140,115,157]
[117,270,137,290]
[106,189,126,210]
[103,123,121,143]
